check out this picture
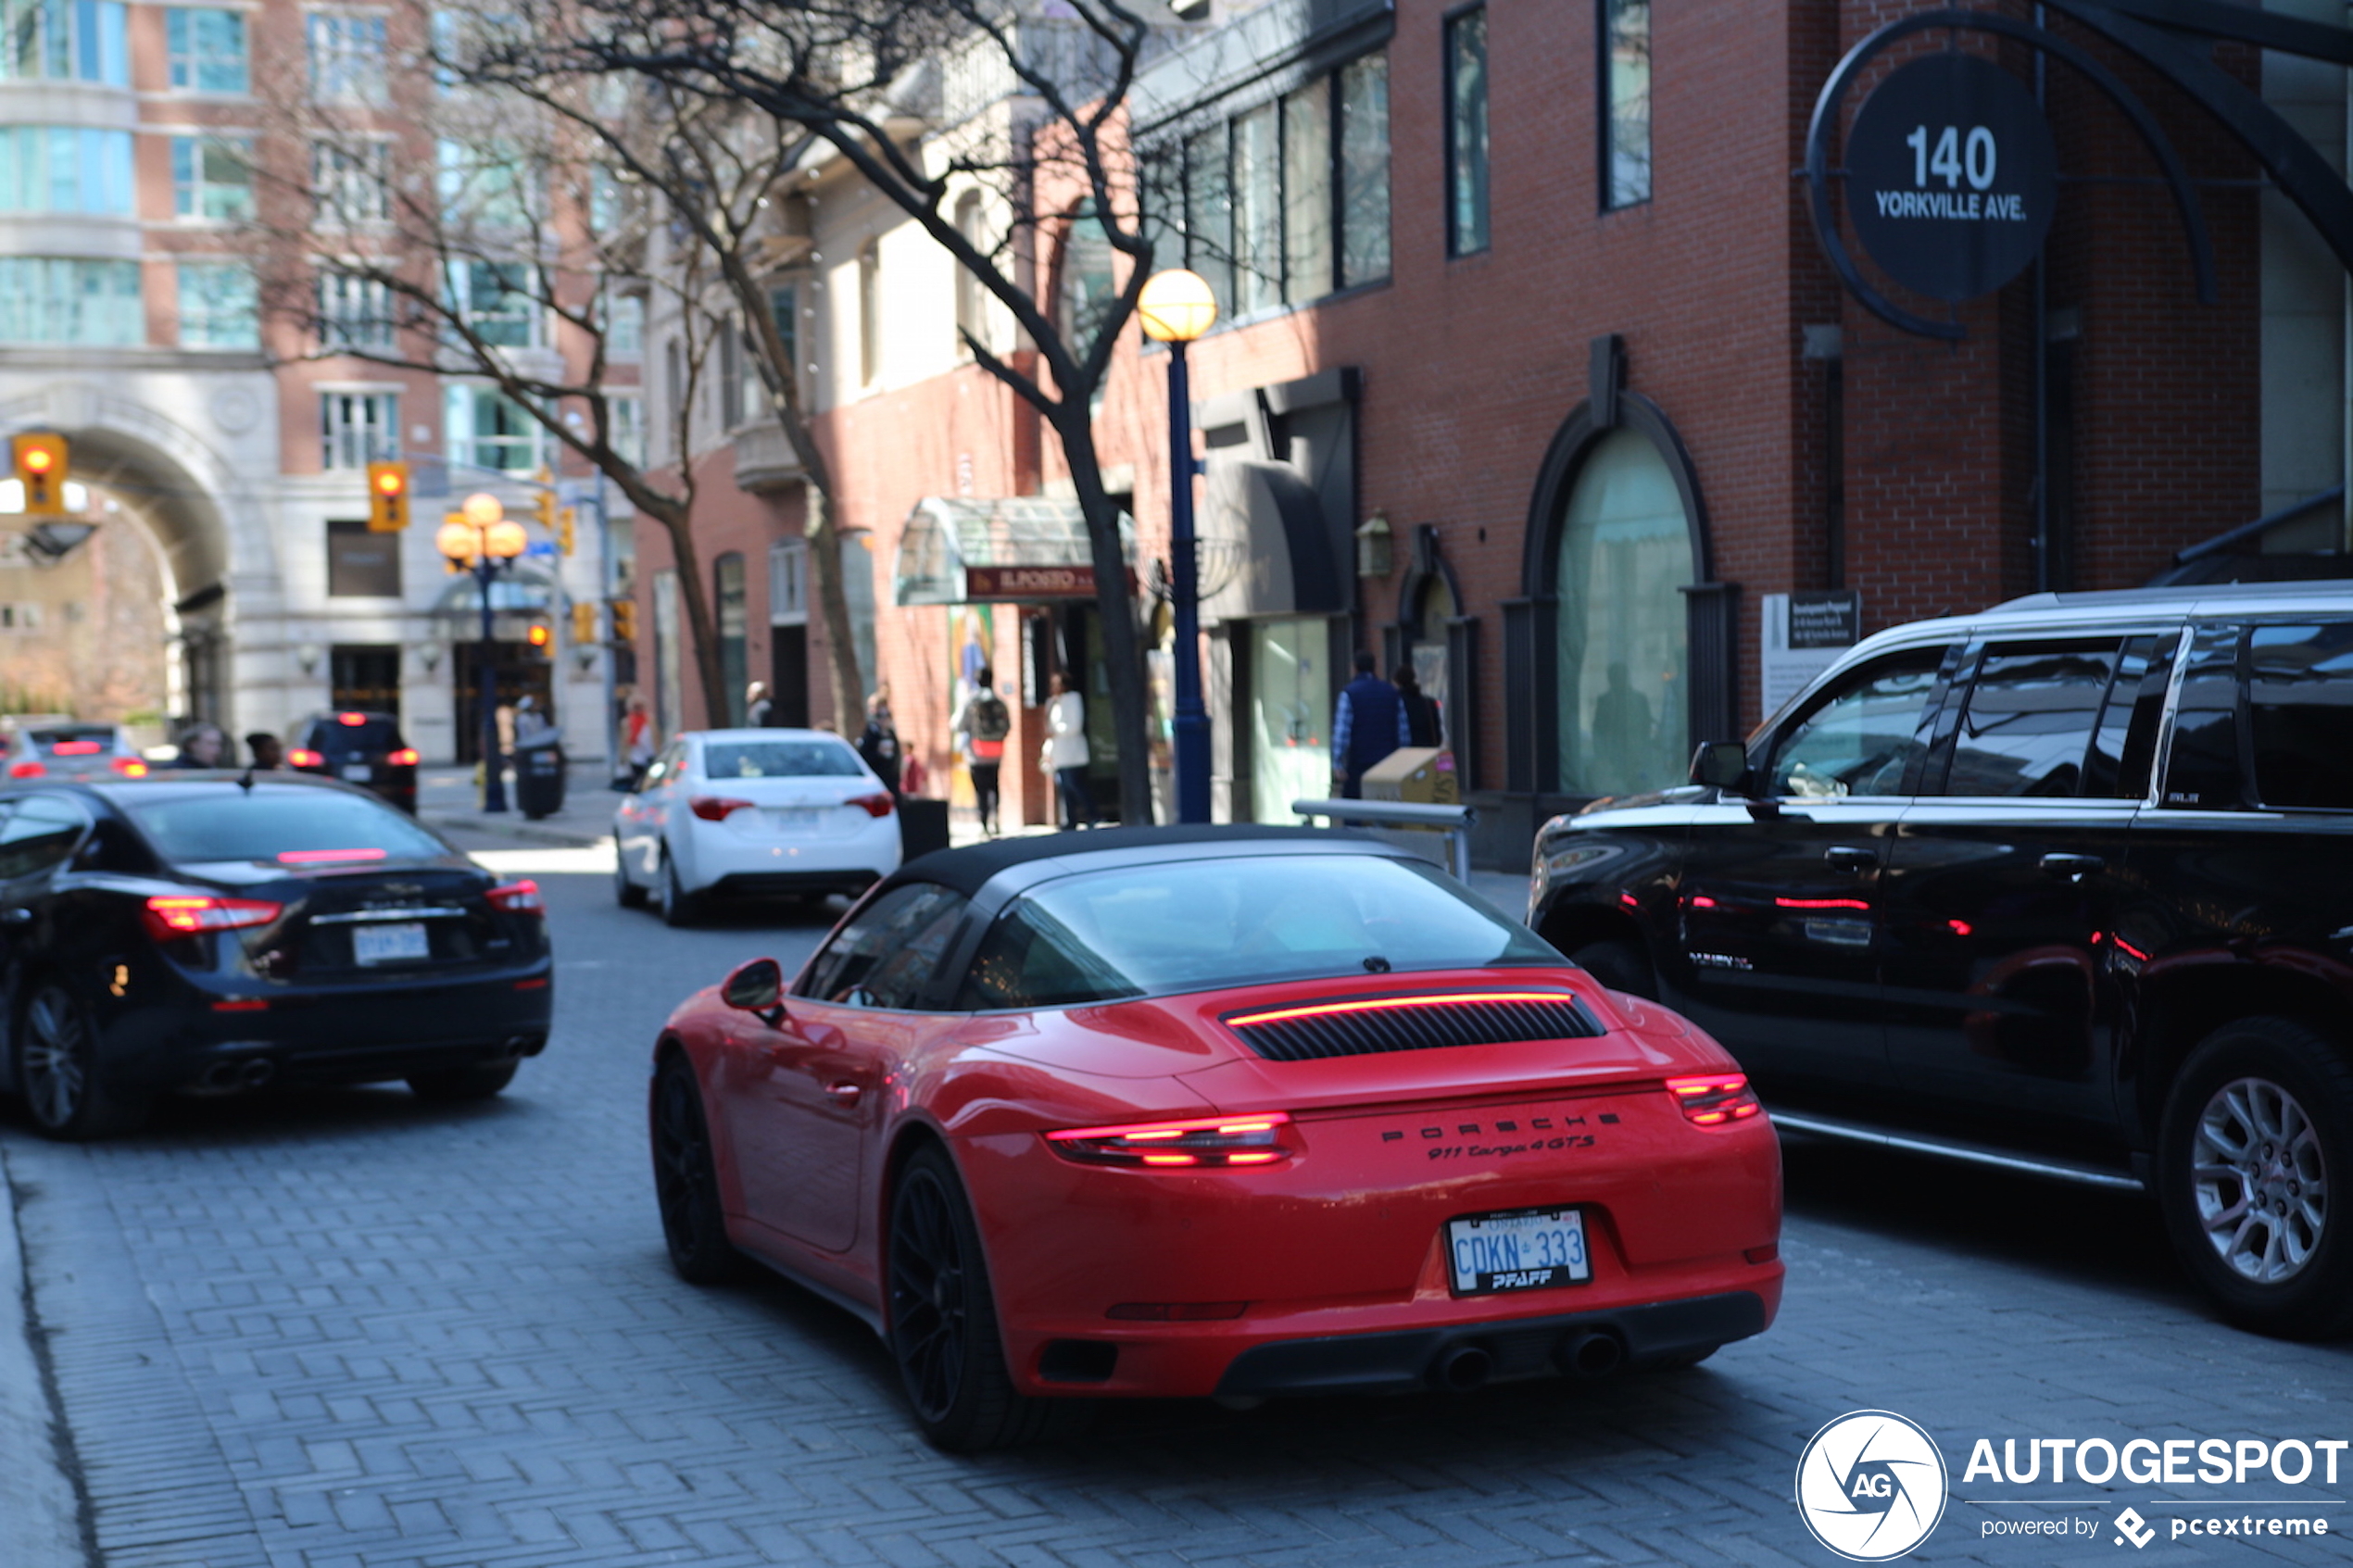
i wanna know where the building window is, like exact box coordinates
[1337,53,1390,286]
[857,238,880,386]
[177,261,257,348]
[308,11,387,104]
[1446,6,1489,256]
[321,391,397,469]
[165,6,245,92]
[0,0,127,84]
[715,552,748,725]
[953,190,986,352]
[319,270,393,349]
[445,383,536,472]
[1601,0,1650,209]
[312,140,391,224]
[170,134,252,220]
[720,316,745,428]
[1281,79,1330,303]
[768,538,807,626]
[1181,122,1232,314]
[0,127,132,214]
[448,260,537,347]
[766,283,799,393]
[1555,427,1690,795]
[603,286,642,358]
[606,392,643,465]
[662,337,681,442]
[435,137,535,227]
[325,517,401,596]
[1231,101,1279,314]
[1057,205,1118,348]
[0,258,140,345]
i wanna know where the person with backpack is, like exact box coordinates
[952,666,1013,836]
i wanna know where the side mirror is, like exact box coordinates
[1689,740,1752,793]
[721,957,785,1022]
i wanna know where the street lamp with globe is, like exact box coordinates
[1138,268,1218,823]
[435,492,529,812]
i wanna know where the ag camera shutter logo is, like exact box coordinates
[1795,1410,1950,1561]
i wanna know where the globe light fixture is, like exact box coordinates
[462,491,505,527]
[485,520,528,558]
[435,520,477,563]
[1137,269,1218,344]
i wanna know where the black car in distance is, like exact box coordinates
[0,774,551,1138]
[1531,582,2353,1338]
[288,711,420,812]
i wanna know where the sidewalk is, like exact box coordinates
[0,1147,88,1568]
[416,764,612,848]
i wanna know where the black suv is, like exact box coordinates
[289,712,419,813]
[1530,583,2353,1337]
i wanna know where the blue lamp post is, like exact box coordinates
[1138,269,1220,824]
[435,493,528,813]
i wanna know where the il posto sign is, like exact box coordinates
[1845,52,2057,302]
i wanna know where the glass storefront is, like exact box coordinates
[1249,616,1332,822]
[1555,427,1690,796]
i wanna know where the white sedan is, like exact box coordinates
[613,729,902,924]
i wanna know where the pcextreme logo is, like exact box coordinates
[1795,1410,1951,1562]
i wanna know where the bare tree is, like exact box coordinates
[475,0,1180,825]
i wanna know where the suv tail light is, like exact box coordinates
[486,879,544,915]
[387,748,420,766]
[689,796,753,822]
[848,792,895,818]
[143,895,282,942]
[1666,1073,1764,1126]
[287,748,324,768]
[1046,1111,1297,1168]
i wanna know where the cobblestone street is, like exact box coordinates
[5,838,2349,1568]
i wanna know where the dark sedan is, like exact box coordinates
[0,774,551,1139]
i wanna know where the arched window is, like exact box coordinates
[858,238,881,387]
[1554,427,1691,795]
[953,190,986,353]
[714,552,747,726]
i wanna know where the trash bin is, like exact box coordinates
[514,733,567,820]
[898,797,950,859]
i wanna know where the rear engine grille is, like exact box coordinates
[1223,992,1602,1062]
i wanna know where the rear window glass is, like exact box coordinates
[701,739,864,779]
[25,725,118,752]
[307,718,403,754]
[955,854,1560,1010]
[120,788,448,864]
[2249,621,2353,809]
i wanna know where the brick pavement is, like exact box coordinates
[2,840,2349,1568]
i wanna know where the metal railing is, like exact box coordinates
[1291,798,1478,882]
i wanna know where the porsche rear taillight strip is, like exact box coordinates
[1666,1073,1764,1126]
[1046,1111,1296,1169]
[1225,992,1576,1028]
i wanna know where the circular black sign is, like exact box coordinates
[1845,53,2057,303]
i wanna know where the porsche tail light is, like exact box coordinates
[111,757,147,777]
[387,748,420,766]
[1046,1111,1297,1169]
[143,895,282,942]
[689,795,753,822]
[1666,1073,1763,1126]
[847,791,896,818]
[486,879,544,914]
[288,748,324,768]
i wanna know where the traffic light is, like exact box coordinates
[14,433,68,516]
[367,460,409,532]
[535,486,558,532]
[610,597,636,644]
[557,506,576,556]
[571,601,598,645]
[525,621,552,650]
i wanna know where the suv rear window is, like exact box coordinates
[120,787,447,864]
[304,717,403,756]
[2248,621,2353,810]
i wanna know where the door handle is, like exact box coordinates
[1823,846,1876,873]
[2040,852,2105,881]
[824,1082,862,1106]
[0,907,31,925]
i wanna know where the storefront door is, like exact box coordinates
[1248,617,1333,823]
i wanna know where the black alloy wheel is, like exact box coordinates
[614,852,647,909]
[660,850,698,928]
[406,1060,519,1102]
[650,1056,748,1285]
[887,1145,1086,1451]
[2158,1016,2353,1339]
[16,981,148,1140]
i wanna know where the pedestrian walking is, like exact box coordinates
[1043,671,1094,829]
[1331,649,1410,798]
[623,695,654,786]
[745,681,773,727]
[170,721,227,769]
[858,687,903,795]
[1394,664,1442,749]
[952,665,1012,835]
[243,732,284,770]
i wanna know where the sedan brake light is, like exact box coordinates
[848,792,895,818]
[387,748,420,766]
[110,757,147,777]
[9,760,45,778]
[1666,1073,1764,1126]
[143,895,282,942]
[277,847,386,864]
[1046,1111,1296,1168]
[287,748,324,768]
[689,795,754,822]
[486,879,544,914]
[50,740,101,755]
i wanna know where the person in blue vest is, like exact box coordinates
[1331,649,1410,799]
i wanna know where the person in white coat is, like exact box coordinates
[1044,671,1095,829]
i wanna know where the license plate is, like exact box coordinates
[1446,1208,1590,1295]
[351,922,428,965]
[767,808,823,829]
[342,763,371,782]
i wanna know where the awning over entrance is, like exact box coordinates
[429,560,565,631]
[893,497,1134,606]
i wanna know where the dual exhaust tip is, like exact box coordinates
[1429,1328,1624,1392]
[196,1058,275,1094]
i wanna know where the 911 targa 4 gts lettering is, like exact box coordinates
[648,825,1783,1450]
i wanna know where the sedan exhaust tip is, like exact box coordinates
[1431,1344,1492,1391]
[1554,1329,1625,1381]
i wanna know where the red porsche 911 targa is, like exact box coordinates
[648,825,1782,1449]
